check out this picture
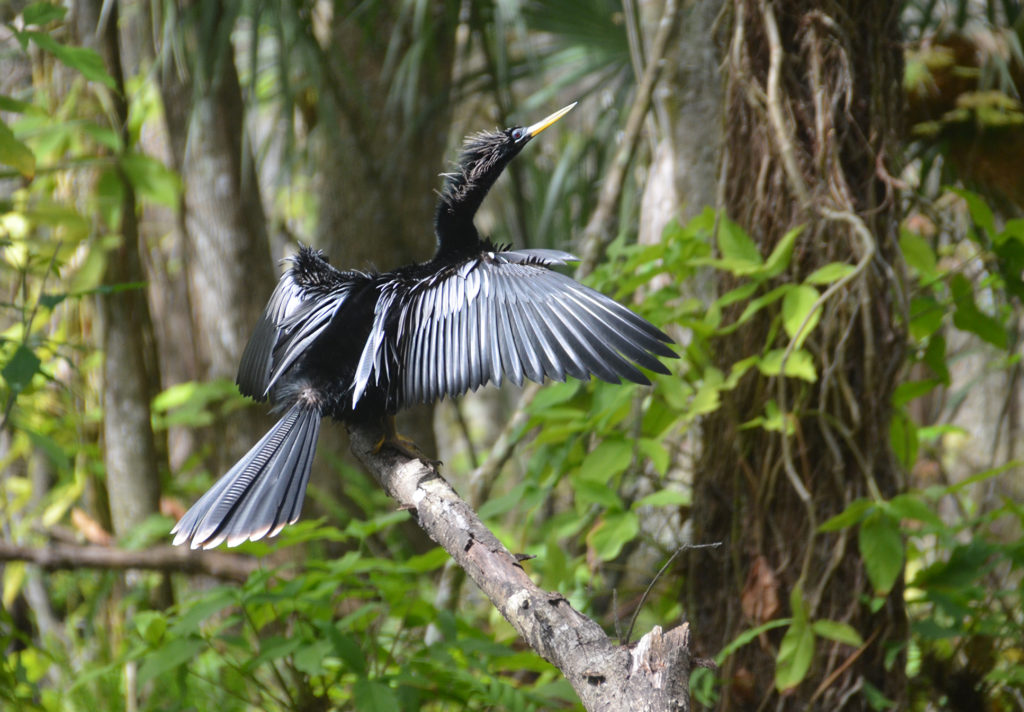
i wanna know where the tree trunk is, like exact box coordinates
[78,0,164,538]
[690,2,907,709]
[157,0,277,473]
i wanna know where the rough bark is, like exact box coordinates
[157,0,277,473]
[79,0,164,537]
[689,2,907,709]
[349,424,692,712]
[638,0,723,245]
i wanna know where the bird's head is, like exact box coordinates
[451,103,577,194]
[437,104,577,241]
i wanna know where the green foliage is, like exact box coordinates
[127,525,574,711]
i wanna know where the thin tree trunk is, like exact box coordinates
[157,1,277,473]
[78,0,164,538]
[690,2,907,709]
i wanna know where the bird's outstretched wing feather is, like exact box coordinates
[353,248,675,409]
[237,251,359,400]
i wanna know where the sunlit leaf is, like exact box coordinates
[587,510,639,561]
[811,620,863,647]
[761,224,803,278]
[0,119,35,178]
[781,284,821,345]
[576,438,632,485]
[805,262,855,285]
[717,217,762,267]
[899,228,937,280]
[758,348,817,382]
[775,586,814,691]
[859,510,903,595]
[818,499,872,532]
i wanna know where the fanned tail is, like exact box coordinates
[171,404,321,549]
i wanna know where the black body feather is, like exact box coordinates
[172,105,677,549]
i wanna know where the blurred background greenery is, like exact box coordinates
[1,0,1023,710]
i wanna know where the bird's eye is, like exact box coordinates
[511,128,526,141]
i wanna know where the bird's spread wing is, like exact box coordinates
[352,248,675,409]
[237,256,358,400]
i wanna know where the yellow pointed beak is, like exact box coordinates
[523,102,577,139]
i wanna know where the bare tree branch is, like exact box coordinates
[348,423,691,712]
[0,542,257,583]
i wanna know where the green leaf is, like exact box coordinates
[23,2,68,25]
[899,229,938,280]
[805,262,855,285]
[908,296,944,342]
[717,217,762,267]
[0,95,44,115]
[137,636,204,685]
[775,587,814,692]
[39,292,67,309]
[758,348,817,382]
[25,429,71,472]
[318,626,367,675]
[949,274,1007,348]
[354,679,399,712]
[723,285,788,333]
[858,511,903,595]
[889,408,918,470]
[636,438,670,475]
[952,188,995,235]
[576,439,633,485]
[0,119,35,178]
[530,380,580,411]
[292,639,333,676]
[120,153,182,207]
[715,619,791,664]
[819,499,872,532]
[587,510,639,561]
[2,344,41,393]
[761,224,803,278]
[26,32,117,89]
[884,494,942,528]
[781,285,821,345]
[892,379,939,407]
[134,611,167,645]
[573,479,624,509]
[811,620,863,647]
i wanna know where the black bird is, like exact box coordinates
[172,103,677,549]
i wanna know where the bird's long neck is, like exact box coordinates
[434,137,514,258]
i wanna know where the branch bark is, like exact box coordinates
[0,541,257,582]
[348,424,691,712]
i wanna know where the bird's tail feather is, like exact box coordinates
[171,404,321,549]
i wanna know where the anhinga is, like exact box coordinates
[172,103,676,549]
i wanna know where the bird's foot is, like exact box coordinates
[373,432,442,469]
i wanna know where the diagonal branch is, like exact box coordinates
[348,423,691,712]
